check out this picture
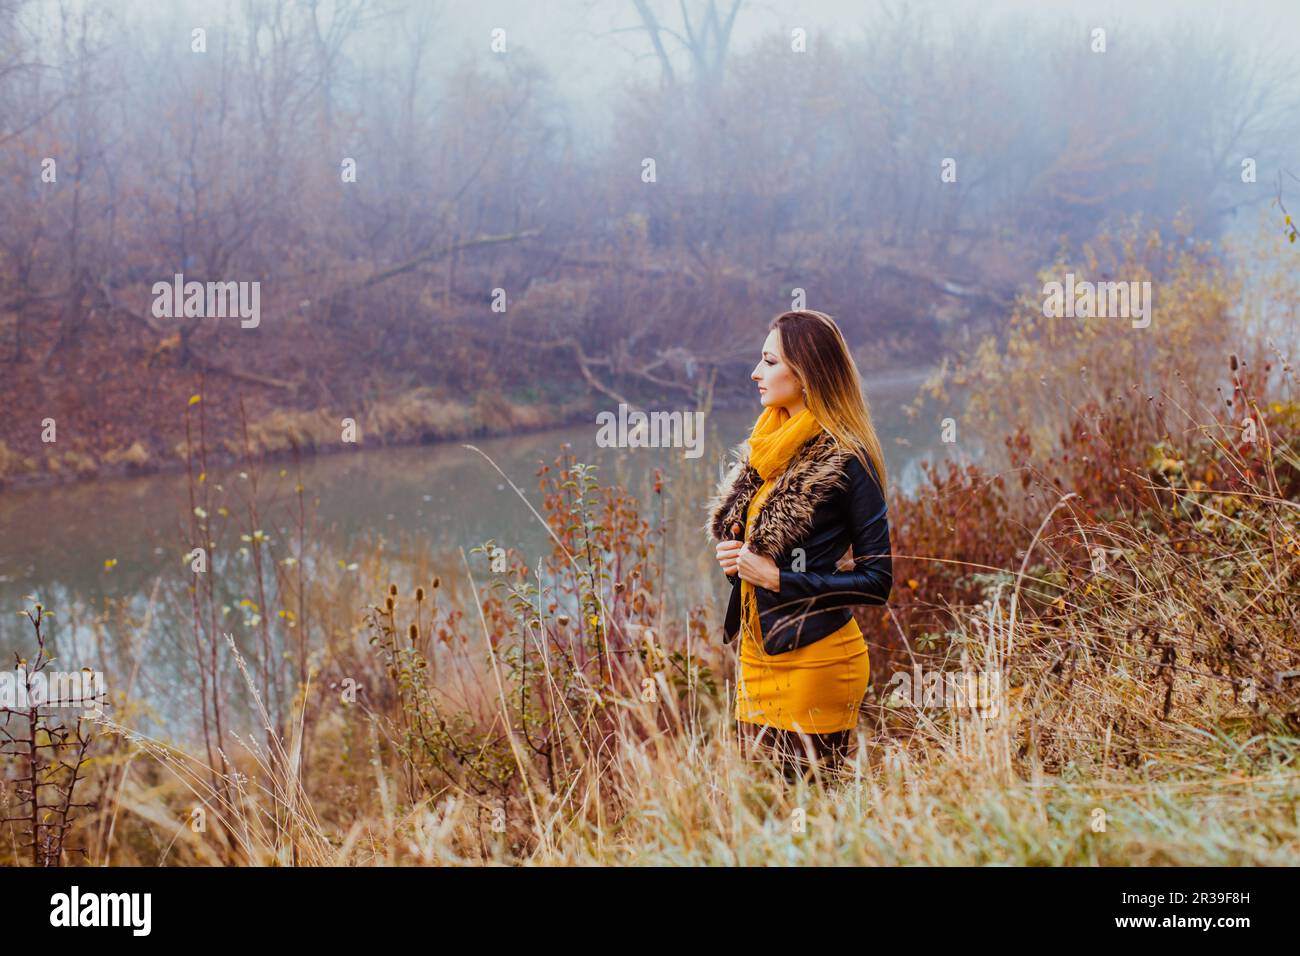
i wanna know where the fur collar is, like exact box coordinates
[703,429,854,559]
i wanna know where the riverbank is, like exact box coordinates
[0,365,939,494]
[0,391,602,493]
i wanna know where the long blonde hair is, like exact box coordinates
[771,309,889,498]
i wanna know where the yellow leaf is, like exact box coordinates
[188,394,201,406]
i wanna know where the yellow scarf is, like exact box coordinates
[747,405,824,481]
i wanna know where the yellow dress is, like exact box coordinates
[735,477,871,734]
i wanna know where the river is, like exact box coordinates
[0,368,954,739]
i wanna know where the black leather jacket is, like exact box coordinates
[705,434,892,655]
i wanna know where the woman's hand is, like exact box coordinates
[735,544,781,592]
[715,539,743,575]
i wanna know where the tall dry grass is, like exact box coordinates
[4,224,1298,865]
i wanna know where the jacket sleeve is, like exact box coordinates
[767,455,892,609]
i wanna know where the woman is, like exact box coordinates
[704,310,892,782]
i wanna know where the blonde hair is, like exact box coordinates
[770,309,889,498]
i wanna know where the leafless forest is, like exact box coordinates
[1,0,1297,480]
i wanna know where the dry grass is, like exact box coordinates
[5,227,1298,866]
[0,439,27,483]
[57,411,1298,865]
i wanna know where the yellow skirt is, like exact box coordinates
[735,479,870,734]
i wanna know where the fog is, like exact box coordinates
[1,0,1297,453]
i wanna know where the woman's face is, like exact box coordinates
[751,329,804,411]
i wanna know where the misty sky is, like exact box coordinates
[447,0,1300,138]
[48,0,1300,148]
